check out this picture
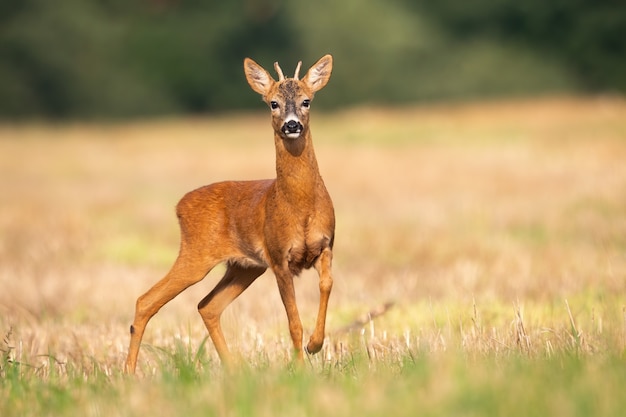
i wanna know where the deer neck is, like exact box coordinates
[274,130,322,204]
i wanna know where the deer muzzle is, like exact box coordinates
[282,119,304,139]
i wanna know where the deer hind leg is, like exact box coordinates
[274,267,305,361]
[306,247,333,354]
[198,263,266,365]
[125,248,216,374]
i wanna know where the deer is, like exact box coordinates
[124,55,335,373]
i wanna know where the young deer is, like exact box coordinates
[124,55,335,373]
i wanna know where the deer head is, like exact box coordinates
[244,55,333,140]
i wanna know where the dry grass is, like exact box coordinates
[1,96,625,378]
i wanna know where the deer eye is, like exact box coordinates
[270,101,279,110]
[302,99,311,108]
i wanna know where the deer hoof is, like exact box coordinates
[306,338,324,354]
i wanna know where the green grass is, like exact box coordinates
[1,96,626,416]
[3,342,626,417]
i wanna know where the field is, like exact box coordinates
[1,96,626,416]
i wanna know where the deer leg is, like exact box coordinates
[274,268,304,361]
[125,250,215,374]
[306,247,333,354]
[198,264,266,365]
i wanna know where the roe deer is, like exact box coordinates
[124,55,335,373]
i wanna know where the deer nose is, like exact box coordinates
[283,120,303,134]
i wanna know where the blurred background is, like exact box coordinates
[1,0,626,378]
[1,0,624,120]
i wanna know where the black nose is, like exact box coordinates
[283,120,303,133]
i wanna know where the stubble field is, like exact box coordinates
[1,96,626,416]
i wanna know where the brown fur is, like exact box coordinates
[124,55,335,373]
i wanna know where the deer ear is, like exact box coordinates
[303,54,333,93]
[244,58,275,96]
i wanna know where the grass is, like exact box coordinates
[1,96,626,416]
[2,344,626,416]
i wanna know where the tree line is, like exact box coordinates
[1,0,624,119]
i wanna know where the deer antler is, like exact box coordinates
[293,61,302,80]
[274,62,285,81]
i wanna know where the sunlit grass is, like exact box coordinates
[1,96,626,416]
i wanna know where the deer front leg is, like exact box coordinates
[274,267,304,361]
[306,247,333,354]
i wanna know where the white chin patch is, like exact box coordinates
[285,132,302,139]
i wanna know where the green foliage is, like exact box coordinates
[0,0,296,118]
[0,0,623,119]
[409,0,626,92]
